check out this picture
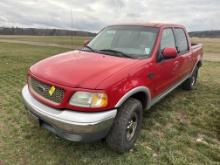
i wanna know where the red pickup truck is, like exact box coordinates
[22,23,203,153]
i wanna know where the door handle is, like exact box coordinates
[174,61,180,67]
[173,61,180,71]
[174,61,179,65]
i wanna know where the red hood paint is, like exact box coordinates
[30,50,138,89]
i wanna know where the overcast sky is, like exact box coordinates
[0,0,219,32]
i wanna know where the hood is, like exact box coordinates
[30,50,138,89]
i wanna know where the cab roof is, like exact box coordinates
[110,22,185,29]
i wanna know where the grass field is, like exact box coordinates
[0,36,219,165]
[0,35,88,49]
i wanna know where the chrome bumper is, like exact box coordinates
[21,85,117,142]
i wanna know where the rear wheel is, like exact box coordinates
[106,98,143,153]
[182,66,199,90]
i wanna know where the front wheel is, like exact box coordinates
[106,98,143,153]
[182,66,199,90]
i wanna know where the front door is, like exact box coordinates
[153,28,180,96]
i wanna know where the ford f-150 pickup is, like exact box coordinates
[22,23,203,153]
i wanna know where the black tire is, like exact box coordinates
[106,98,143,153]
[182,66,199,90]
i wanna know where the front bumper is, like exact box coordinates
[22,85,117,142]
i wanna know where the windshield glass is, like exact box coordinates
[87,25,159,58]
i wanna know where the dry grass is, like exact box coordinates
[191,37,220,62]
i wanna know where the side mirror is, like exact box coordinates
[83,39,90,47]
[162,48,177,59]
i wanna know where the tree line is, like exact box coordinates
[0,27,96,36]
[0,27,219,38]
[189,30,220,38]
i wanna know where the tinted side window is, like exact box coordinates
[160,28,175,50]
[174,28,188,53]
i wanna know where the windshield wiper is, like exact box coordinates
[99,49,134,58]
[80,45,96,52]
[85,45,95,52]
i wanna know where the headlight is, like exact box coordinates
[69,91,108,108]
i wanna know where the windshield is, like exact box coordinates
[87,25,159,58]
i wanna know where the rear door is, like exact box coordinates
[173,28,192,80]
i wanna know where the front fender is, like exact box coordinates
[115,86,151,109]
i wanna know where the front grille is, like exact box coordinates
[28,77,64,104]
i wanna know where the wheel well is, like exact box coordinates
[197,60,202,68]
[130,92,148,109]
